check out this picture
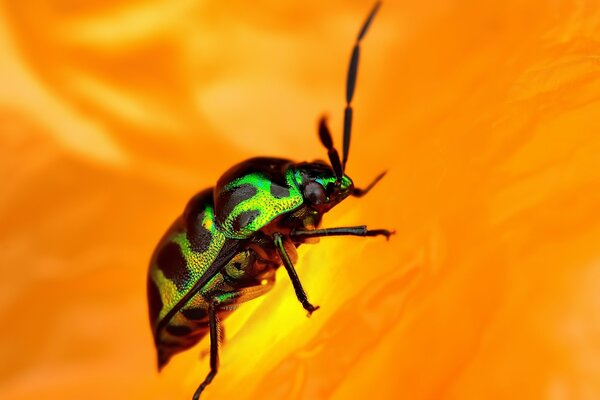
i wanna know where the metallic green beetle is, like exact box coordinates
[147,3,392,399]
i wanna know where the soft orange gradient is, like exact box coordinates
[1,1,600,399]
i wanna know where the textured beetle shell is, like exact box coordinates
[214,157,305,238]
[147,189,276,369]
[148,190,227,324]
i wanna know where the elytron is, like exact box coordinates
[147,3,391,398]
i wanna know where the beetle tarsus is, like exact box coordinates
[365,229,395,240]
[274,233,321,315]
[291,226,394,241]
[305,303,320,317]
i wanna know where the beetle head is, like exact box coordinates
[293,161,354,213]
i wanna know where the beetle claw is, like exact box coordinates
[367,228,395,240]
[306,304,320,317]
[385,230,396,241]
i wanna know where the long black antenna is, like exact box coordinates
[319,117,343,180]
[342,2,381,172]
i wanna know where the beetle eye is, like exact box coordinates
[303,182,326,205]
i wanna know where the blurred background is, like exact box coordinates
[1,0,600,399]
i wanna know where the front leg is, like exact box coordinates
[290,225,394,241]
[273,233,320,316]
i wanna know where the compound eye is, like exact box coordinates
[303,182,327,205]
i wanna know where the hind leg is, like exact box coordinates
[192,299,220,400]
[191,282,274,399]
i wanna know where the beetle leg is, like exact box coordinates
[199,325,226,360]
[273,233,320,316]
[193,299,220,400]
[290,226,394,241]
[192,282,275,397]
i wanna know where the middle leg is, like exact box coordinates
[273,233,319,316]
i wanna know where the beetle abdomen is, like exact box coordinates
[151,248,276,369]
[148,190,226,324]
[148,188,278,369]
[148,189,227,367]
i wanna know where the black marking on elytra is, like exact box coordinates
[186,210,212,253]
[147,277,163,327]
[295,161,336,184]
[154,238,244,352]
[166,324,193,337]
[270,182,290,199]
[232,210,260,232]
[156,241,190,291]
[182,307,208,321]
[183,188,213,219]
[217,157,292,190]
[218,184,257,224]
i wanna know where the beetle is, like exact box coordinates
[147,3,391,399]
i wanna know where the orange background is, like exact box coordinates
[1,1,600,399]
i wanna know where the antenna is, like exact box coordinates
[342,2,381,172]
[318,117,343,180]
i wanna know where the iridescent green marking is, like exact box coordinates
[151,205,226,322]
[221,169,303,238]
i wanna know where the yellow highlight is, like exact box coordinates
[66,71,183,133]
[1,1,600,400]
[58,0,200,46]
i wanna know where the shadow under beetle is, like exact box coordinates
[147,3,392,398]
